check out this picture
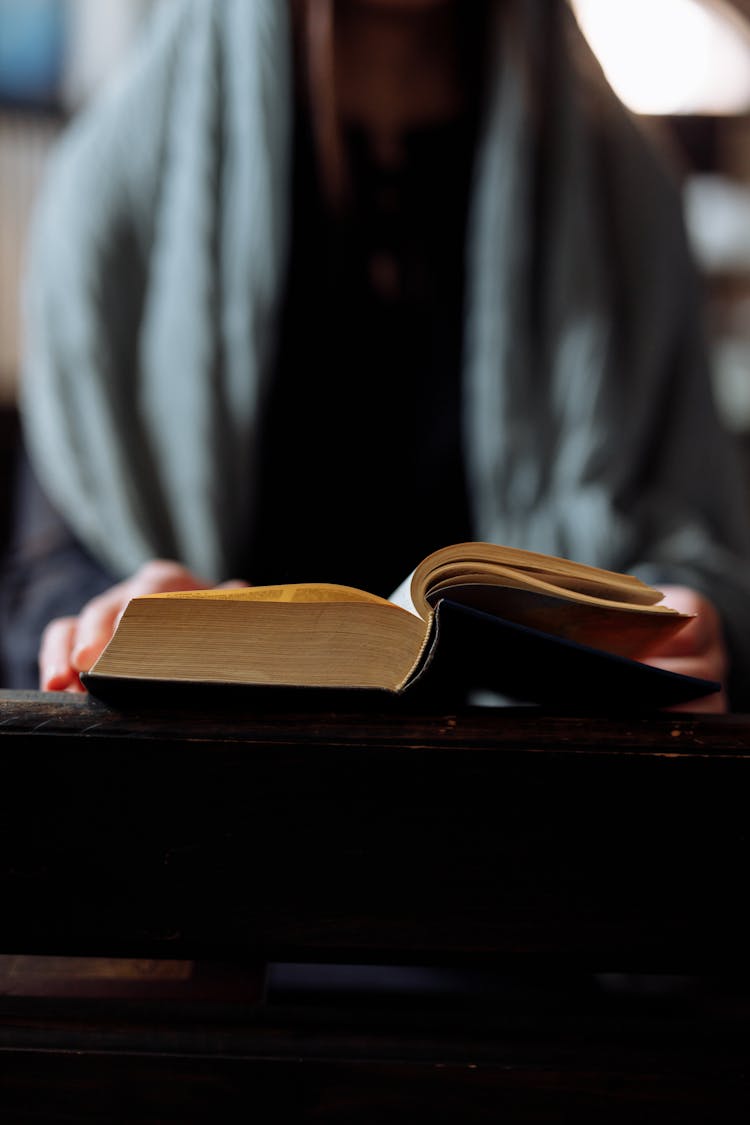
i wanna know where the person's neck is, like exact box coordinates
[334,1,468,166]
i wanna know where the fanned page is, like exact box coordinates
[409,543,671,611]
[428,584,686,659]
[397,542,691,659]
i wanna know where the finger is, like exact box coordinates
[71,561,212,672]
[642,653,727,684]
[64,677,87,694]
[71,582,132,672]
[128,559,212,596]
[650,587,722,656]
[39,617,80,691]
[644,619,712,660]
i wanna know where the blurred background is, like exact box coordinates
[0,0,749,508]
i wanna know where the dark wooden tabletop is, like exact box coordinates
[2,692,750,1122]
[3,686,750,750]
[1,690,749,968]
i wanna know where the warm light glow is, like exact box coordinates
[570,0,750,114]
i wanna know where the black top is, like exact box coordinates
[249,109,476,597]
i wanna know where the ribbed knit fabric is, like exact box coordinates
[23,0,292,580]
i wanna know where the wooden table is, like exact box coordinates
[1,690,749,1121]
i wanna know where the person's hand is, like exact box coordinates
[39,559,247,693]
[639,585,730,713]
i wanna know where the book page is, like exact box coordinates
[388,570,421,618]
[138,583,392,605]
[425,567,684,616]
[91,596,429,691]
[432,583,689,658]
[409,542,676,618]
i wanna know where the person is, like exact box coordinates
[1,0,748,710]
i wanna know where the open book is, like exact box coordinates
[81,541,719,709]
